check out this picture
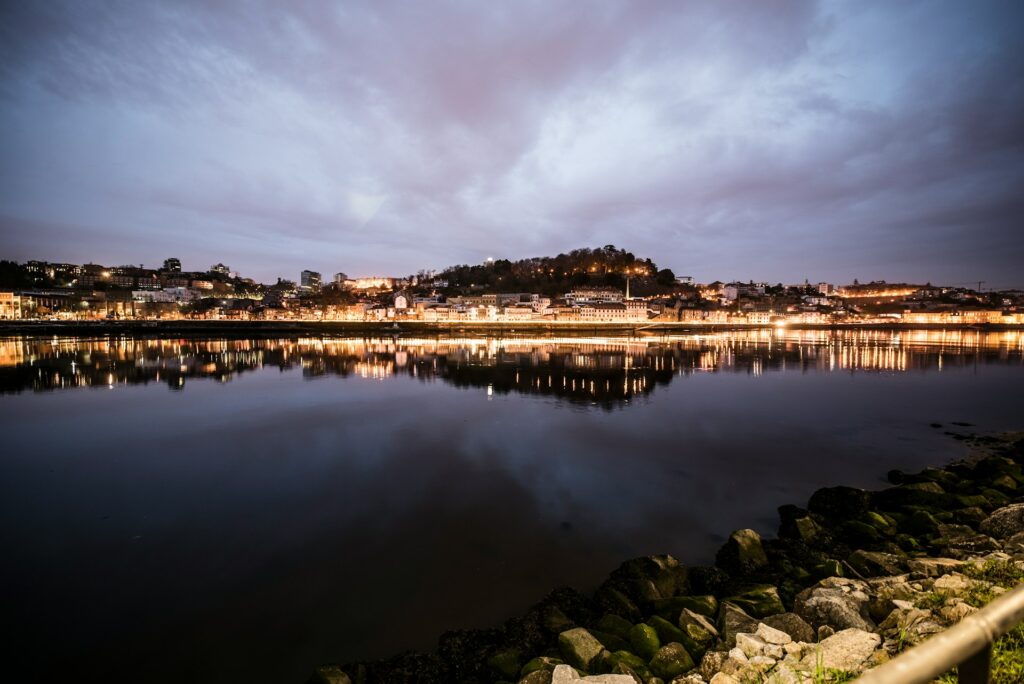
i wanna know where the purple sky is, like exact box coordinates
[1,1,1022,287]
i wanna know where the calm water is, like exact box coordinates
[2,329,1023,682]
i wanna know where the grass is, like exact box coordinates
[925,559,1024,683]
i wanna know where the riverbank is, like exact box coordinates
[0,319,1022,339]
[311,431,1024,684]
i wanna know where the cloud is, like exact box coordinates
[0,0,1022,285]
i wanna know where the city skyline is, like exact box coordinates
[2,2,1024,287]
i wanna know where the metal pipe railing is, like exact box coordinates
[856,582,1024,684]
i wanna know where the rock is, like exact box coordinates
[594,585,643,622]
[754,622,792,645]
[652,595,719,620]
[794,577,875,632]
[551,665,581,683]
[709,674,740,684]
[847,550,907,577]
[716,529,768,575]
[717,602,759,648]
[698,651,728,681]
[628,623,661,660]
[735,633,765,658]
[905,510,941,535]
[649,643,695,680]
[808,486,872,519]
[747,655,776,672]
[310,665,351,684]
[519,670,554,684]
[489,648,525,679]
[522,657,565,676]
[559,628,607,672]
[669,675,706,684]
[679,608,718,637]
[596,614,635,639]
[980,504,1024,539]
[647,616,687,646]
[933,572,976,593]
[907,557,964,578]
[723,585,784,618]
[608,556,689,604]
[934,524,1000,555]
[761,613,815,643]
[940,600,978,623]
[799,628,881,672]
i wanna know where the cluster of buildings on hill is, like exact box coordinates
[1,257,1022,325]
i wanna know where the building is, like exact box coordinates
[210,263,230,276]
[676,276,695,286]
[0,291,22,319]
[300,270,322,291]
[333,272,348,285]
[565,288,624,305]
[162,258,182,273]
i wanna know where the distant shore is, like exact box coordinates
[0,319,1022,339]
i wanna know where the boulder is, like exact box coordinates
[596,614,634,639]
[608,556,689,604]
[933,524,1000,555]
[627,623,661,660]
[808,486,872,519]
[716,529,768,575]
[717,602,758,648]
[761,613,815,643]
[521,657,565,676]
[310,666,351,684]
[980,504,1024,539]
[847,550,907,577]
[649,643,695,679]
[906,557,963,578]
[793,577,875,632]
[488,648,525,679]
[559,628,607,672]
[723,585,784,618]
[647,616,688,648]
[519,669,554,684]
[698,651,728,681]
[798,628,881,672]
[754,622,792,645]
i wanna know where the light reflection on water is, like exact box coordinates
[1,329,1022,683]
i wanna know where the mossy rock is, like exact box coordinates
[952,506,988,525]
[558,628,606,672]
[982,488,1011,506]
[627,622,661,660]
[486,648,523,680]
[310,665,351,684]
[651,595,717,620]
[905,509,941,535]
[647,615,687,646]
[607,650,647,671]
[716,528,769,575]
[724,584,785,618]
[520,656,563,676]
[588,628,630,652]
[837,519,884,545]
[864,510,898,534]
[594,584,642,621]
[810,559,843,579]
[894,533,923,552]
[649,642,695,679]
[808,486,872,519]
[596,613,634,639]
[955,494,991,509]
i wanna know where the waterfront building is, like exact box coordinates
[162,258,182,273]
[300,270,322,291]
[0,291,22,319]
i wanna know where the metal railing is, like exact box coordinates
[856,582,1024,684]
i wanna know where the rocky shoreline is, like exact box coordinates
[311,432,1024,684]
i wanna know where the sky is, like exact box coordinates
[0,1,1022,287]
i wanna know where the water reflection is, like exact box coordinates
[1,329,1021,405]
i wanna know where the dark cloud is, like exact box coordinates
[0,0,1022,285]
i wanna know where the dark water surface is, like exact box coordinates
[1,329,1022,682]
